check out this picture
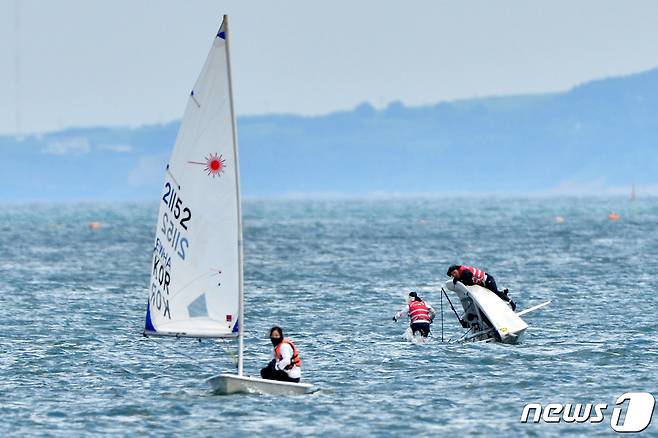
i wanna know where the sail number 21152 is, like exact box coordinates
[161,182,191,260]
[162,182,192,229]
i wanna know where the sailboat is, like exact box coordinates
[144,15,314,395]
[442,281,550,344]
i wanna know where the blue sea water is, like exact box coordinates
[1,198,657,437]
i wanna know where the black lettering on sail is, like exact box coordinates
[164,271,171,295]
[163,299,171,319]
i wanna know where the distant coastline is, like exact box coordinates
[2,67,657,201]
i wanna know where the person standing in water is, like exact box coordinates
[260,326,302,383]
[393,292,436,338]
[446,264,517,311]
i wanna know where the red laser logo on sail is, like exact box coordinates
[188,153,226,177]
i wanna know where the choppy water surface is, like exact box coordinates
[1,198,656,436]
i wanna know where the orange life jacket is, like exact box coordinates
[408,300,432,323]
[274,338,302,369]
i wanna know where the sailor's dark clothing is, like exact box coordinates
[456,271,512,303]
[260,359,300,383]
[410,322,431,337]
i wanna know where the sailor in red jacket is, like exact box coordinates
[446,264,517,311]
[393,292,436,337]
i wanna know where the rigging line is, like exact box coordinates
[458,327,472,340]
[441,288,463,324]
[166,166,181,188]
[462,328,494,343]
[214,337,239,368]
[458,327,474,342]
[440,288,444,343]
[190,93,201,108]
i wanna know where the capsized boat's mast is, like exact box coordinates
[223,14,245,376]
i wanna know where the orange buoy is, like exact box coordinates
[88,222,103,230]
[608,213,620,221]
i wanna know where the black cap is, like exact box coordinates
[408,291,421,301]
[447,265,460,276]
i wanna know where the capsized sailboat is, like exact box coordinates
[443,281,550,344]
[144,15,314,395]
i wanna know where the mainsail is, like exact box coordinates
[145,17,243,340]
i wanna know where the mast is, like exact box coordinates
[223,15,245,376]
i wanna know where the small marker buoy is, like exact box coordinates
[608,213,620,221]
[555,216,565,224]
[88,222,103,230]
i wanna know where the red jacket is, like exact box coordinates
[408,300,432,323]
[458,265,487,286]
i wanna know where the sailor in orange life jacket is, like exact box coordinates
[393,292,436,337]
[260,326,302,383]
[447,264,517,311]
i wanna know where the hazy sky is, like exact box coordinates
[1,0,658,135]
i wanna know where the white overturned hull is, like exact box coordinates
[207,374,315,395]
[445,281,528,344]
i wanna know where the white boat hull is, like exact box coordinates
[206,374,316,395]
[445,281,528,344]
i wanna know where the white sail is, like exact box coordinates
[145,17,243,338]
